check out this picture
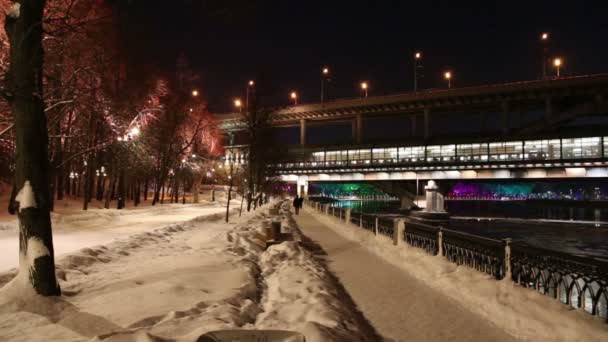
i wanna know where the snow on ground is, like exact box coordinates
[0,200,376,341]
[307,207,608,342]
[0,199,234,273]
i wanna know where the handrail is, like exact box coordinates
[306,199,608,321]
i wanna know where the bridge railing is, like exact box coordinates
[304,199,608,322]
[404,220,439,255]
[510,243,608,318]
[377,217,395,238]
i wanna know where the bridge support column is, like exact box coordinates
[411,115,417,136]
[300,119,307,146]
[545,96,553,124]
[353,113,362,144]
[424,108,430,140]
[297,179,308,199]
[501,101,510,135]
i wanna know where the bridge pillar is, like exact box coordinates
[352,113,362,144]
[300,119,307,145]
[411,114,417,136]
[501,101,510,135]
[545,96,553,124]
[297,179,308,199]
[423,108,430,140]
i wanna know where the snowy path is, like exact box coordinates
[0,203,226,272]
[294,210,517,342]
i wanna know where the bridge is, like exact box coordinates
[216,74,608,202]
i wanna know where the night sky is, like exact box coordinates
[126,1,608,113]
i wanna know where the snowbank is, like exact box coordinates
[0,200,378,342]
[308,208,608,342]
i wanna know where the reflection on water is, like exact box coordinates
[329,200,400,214]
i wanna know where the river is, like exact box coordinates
[324,199,608,259]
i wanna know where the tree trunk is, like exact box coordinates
[117,168,125,209]
[5,0,60,296]
[143,178,148,201]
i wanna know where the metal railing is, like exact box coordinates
[377,217,395,238]
[360,213,376,233]
[510,243,608,319]
[404,221,439,255]
[442,229,505,280]
[305,199,608,321]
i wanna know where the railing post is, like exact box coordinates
[394,218,405,246]
[345,208,351,223]
[359,213,362,228]
[437,227,443,256]
[375,216,379,235]
[324,203,330,215]
[503,238,512,280]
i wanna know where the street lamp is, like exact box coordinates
[360,82,368,98]
[234,98,242,113]
[246,80,254,109]
[290,91,298,105]
[540,32,550,79]
[444,71,452,88]
[553,57,562,77]
[129,127,140,137]
[321,67,330,102]
[192,89,199,97]
[414,51,422,92]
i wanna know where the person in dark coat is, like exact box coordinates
[293,196,301,215]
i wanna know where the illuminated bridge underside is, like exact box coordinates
[275,135,608,181]
[281,167,608,184]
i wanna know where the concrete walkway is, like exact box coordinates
[294,210,517,342]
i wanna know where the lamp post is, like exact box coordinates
[541,32,550,79]
[321,67,330,102]
[234,98,242,113]
[553,57,562,78]
[414,51,422,92]
[444,71,452,89]
[360,82,368,98]
[246,80,254,109]
[291,91,298,105]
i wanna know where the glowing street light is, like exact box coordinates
[360,82,368,98]
[246,80,255,109]
[290,91,298,105]
[540,32,550,79]
[234,98,242,113]
[444,71,452,88]
[321,67,330,102]
[192,89,199,97]
[129,127,140,137]
[553,57,562,77]
[414,51,423,92]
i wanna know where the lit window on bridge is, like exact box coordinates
[426,145,456,162]
[562,137,601,159]
[524,140,560,160]
[372,148,398,164]
[457,143,488,162]
[398,146,425,163]
[489,141,523,161]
